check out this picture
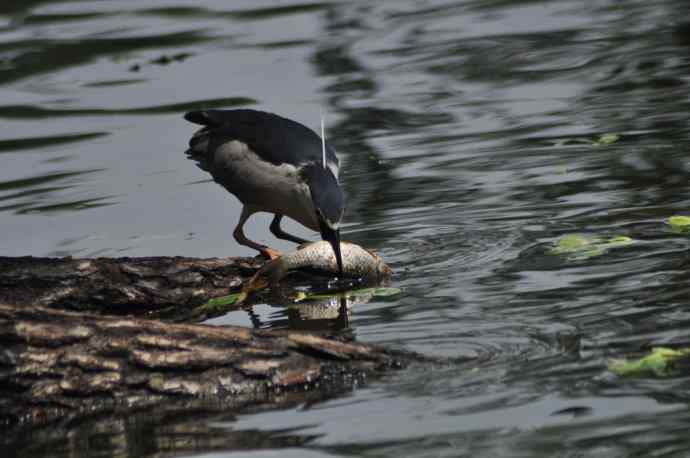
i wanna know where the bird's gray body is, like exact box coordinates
[185,109,340,232]
[190,135,320,230]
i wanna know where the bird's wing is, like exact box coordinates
[185,109,339,176]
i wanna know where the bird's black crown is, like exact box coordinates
[301,164,344,227]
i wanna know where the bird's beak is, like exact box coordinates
[321,226,343,275]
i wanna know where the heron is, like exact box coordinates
[184,109,345,274]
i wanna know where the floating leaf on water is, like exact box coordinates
[608,347,690,377]
[597,235,633,250]
[349,288,377,297]
[548,234,633,260]
[668,215,690,232]
[550,133,621,147]
[593,133,620,145]
[550,234,591,254]
[607,235,632,243]
[370,287,402,297]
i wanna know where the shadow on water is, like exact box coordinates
[2,0,690,457]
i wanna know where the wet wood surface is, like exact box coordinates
[0,302,416,428]
[0,255,261,313]
[0,255,435,432]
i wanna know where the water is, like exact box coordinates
[2,0,690,456]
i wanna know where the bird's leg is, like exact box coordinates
[269,214,310,245]
[233,206,282,260]
[259,246,282,260]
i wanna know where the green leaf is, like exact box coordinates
[201,293,241,308]
[371,287,402,297]
[190,293,243,319]
[548,234,633,260]
[343,287,377,298]
[668,215,690,232]
[596,235,633,250]
[593,133,620,145]
[550,234,591,254]
[550,133,621,147]
[608,347,690,377]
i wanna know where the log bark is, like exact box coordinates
[0,255,262,314]
[0,302,417,430]
[0,254,451,443]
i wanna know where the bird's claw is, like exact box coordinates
[260,247,282,260]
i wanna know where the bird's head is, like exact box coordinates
[302,164,345,275]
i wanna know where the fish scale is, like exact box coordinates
[275,241,390,280]
[243,240,391,296]
[238,241,391,302]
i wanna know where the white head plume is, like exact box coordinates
[320,107,326,170]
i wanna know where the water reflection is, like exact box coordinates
[202,279,399,336]
[246,295,352,334]
[1,401,323,458]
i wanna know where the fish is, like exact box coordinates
[261,241,391,283]
[237,241,391,303]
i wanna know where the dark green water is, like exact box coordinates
[2,0,690,456]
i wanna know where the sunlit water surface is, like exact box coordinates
[2,0,690,457]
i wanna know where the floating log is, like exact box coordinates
[0,255,261,314]
[0,254,450,439]
[0,302,417,430]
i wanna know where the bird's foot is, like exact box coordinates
[259,247,282,260]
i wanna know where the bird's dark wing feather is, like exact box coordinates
[184,109,338,169]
